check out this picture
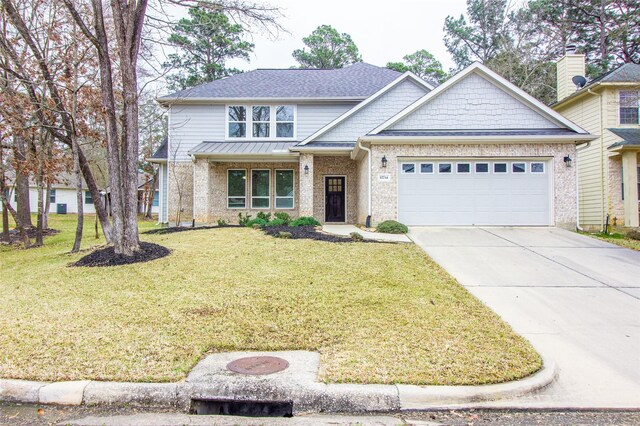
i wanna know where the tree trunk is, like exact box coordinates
[34,147,44,247]
[145,173,157,219]
[0,183,30,247]
[78,147,111,243]
[13,135,32,228]
[1,146,10,242]
[71,135,83,252]
[43,181,50,229]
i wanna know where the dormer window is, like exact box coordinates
[228,105,295,139]
[619,91,639,124]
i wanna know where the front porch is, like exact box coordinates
[608,145,640,228]
[185,152,362,225]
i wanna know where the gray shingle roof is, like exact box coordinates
[374,128,579,137]
[608,128,640,148]
[150,138,167,159]
[189,141,298,156]
[159,63,401,101]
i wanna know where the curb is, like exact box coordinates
[0,357,557,412]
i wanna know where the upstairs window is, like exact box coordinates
[227,105,295,139]
[228,106,247,138]
[619,91,639,124]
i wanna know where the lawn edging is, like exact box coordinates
[0,353,558,413]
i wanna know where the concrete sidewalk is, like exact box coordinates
[410,226,640,409]
[322,225,411,242]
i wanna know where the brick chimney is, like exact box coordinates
[556,45,586,102]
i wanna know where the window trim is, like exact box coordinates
[84,190,94,204]
[512,162,527,173]
[475,163,489,174]
[49,189,56,203]
[227,168,247,209]
[438,163,452,173]
[419,163,434,174]
[530,162,545,174]
[251,105,271,138]
[618,90,640,125]
[456,163,471,174]
[250,169,271,209]
[401,163,416,174]
[226,104,297,140]
[275,169,295,210]
[494,163,508,173]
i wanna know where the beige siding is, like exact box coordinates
[556,55,586,102]
[555,93,604,228]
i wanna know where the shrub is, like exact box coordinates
[377,220,408,234]
[290,216,321,227]
[628,229,640,240]
[266,218,287,227]
[278,231,292,239]
[217,219,227,227]
[350,232,364,242]
[256,212,272,222]
[238,212,252,226]
[246,218,267,228]
[274,212,291,224]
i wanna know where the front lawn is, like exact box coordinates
[0,214,540,385]
[583,230,640,251]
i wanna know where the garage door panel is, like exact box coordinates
[398,160,551,226]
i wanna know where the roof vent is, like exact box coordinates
[572,75,587,89]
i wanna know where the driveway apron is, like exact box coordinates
[409,226,640,408]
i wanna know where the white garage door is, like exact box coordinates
[398,160,551,226]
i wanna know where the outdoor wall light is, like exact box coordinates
[381,155,388,168]
[564,155,572,167]
[304,164,309,174]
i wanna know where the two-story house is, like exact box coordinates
[151,62,593,228]
[553,51,640,229]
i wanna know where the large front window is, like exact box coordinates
[228,169,246,208]
[251,169,270,208]
[275,170,294,208]
[619,91,639,124]
[227,105,295,139]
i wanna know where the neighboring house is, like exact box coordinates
[152,62,593,228]
[553,51,640,229]
[4,172,159,215]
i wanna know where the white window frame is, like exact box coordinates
[227,105,247,138]
[401,163,416,174]
[49,189,56,203]
[419,163,434,174]
[494,163,508,173]
[512,162,527,173]
[275,169,295,209]
[250,169,271,209]
[530,162,545,173]
[252,106,271,138]
[226,104,297,140]
[475,163,489,174]
[618,90,640,125]
[438,163,452,173]
[227,168,247,209]
[456,163,471,174]
[275,106,295,138]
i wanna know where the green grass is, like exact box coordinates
[582,231,640,251]
[0,214,541,385]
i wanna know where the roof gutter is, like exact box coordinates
[360,134,596,143]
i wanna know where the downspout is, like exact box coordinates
[575,141,591,231]
[587,88,605,232]
[190,153,196,227]
[357,140,373,227]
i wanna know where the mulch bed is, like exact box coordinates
[261,225,373,243]
[71,242,171,267]
[143,225,242,235]
[2,227,59,245]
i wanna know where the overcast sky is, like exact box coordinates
[225,0,469,72]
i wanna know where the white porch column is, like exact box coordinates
[299,153,314,217]
[193,158,210,223]
[622,151,639,227]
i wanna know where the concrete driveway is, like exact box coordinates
[409,227,640,408]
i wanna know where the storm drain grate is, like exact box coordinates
[190,398,293,417]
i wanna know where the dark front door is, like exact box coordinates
[325,176,346,222]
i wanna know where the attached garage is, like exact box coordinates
[398,159,552,226]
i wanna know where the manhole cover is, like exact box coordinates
[227,356,289,375]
